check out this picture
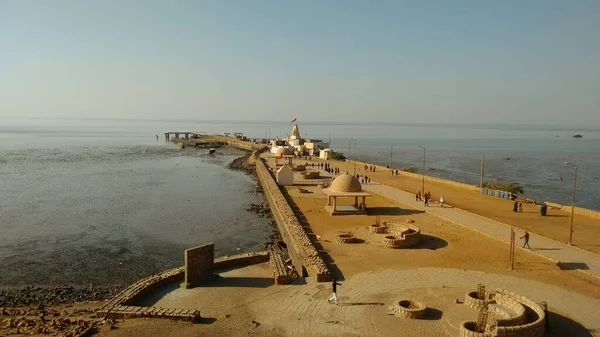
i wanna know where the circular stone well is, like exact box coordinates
[394,300,427,319]
[337,233,357,243]
[369,224,387,234]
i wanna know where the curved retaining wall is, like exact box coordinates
[256,159,331,281]
[492,289,545,337]
[98,252,269,322]
[493,293,526,326]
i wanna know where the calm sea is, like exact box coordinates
[1,118,598,286]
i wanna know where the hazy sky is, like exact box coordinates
[1,1,599,125]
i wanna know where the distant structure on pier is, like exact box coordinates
[270,123,329,156]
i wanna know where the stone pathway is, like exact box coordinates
[363,182,600,280]
[248,268,600,336]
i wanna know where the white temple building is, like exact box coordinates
[269,124,329,156]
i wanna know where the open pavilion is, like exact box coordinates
[322,175,371,215]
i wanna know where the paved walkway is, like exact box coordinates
[364,182,600,280]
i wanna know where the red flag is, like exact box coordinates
[290,118,297,124]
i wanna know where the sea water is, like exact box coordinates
[1,118,598,286]
[0,119,273,286]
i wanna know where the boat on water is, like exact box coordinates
[209,148,216,154]
[573,134,583,138]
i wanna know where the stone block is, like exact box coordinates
[185,243,215,289]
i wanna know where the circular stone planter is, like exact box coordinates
[394,300,426,319]
[465,291,489,310]
[459,321,487,336]
[383,235,400,248]
[337,233,357,244]
[369,224,387,234]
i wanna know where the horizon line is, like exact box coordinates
[1,117,598,131]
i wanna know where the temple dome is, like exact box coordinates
[329,175,362,193]
[274,147,294,156]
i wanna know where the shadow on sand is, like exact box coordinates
[416,235,448,250]
[338,302,384,307]
[547,311,594,337]
[367,207,424,216]
[556,262,589,270]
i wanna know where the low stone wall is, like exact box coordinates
[459,321,488,337]
[346,159,480,192]
[214,251,269,270]
[493,293,526,326]
[269,251,290,285]
[544,202,600,220]
[385,222,421,248]
[300,171,320,179]
[492,289,546,337]
[98,252,270,322]
[256,159,331,282]
[464,291,489,310]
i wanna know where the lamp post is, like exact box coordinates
[480,154,485,188]
[565,162,578,245]
[389,145,393,174]
[418,146,426,196]
[348,138,357,174]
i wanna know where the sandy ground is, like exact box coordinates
[291,156,600,254]
[281,183,600,299]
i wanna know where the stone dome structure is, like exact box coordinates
[329,175,363,193]
[273,147,294,156]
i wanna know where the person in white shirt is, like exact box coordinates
[439,195,445,208]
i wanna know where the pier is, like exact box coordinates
[164,132,198,140]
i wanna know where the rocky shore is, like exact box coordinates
[245,203,271,218]
[228,153,254,174]
[0,285,122,308]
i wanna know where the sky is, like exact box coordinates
[1,1,599,126]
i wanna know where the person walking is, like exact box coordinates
[518,202,523,213]
[415,192,420,201]
[513,201,519,212]
[424,194,429,207]
[439,195,445,208]
[520,231,531,249]
[328,278,342,305]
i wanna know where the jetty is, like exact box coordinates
[164,132,197,140]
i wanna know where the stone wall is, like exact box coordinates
[97,252,270,322]
[256,158,331,282]
[269,251,290,285]
[492,288,546,337]
[214,251,269,270]
[544,201,600,220]
[461,288,546,337]
[459,320,488,337]
[346,159,480,192]
[464,291,488,310]
[493,293,526,326]
[184,243,214,289]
